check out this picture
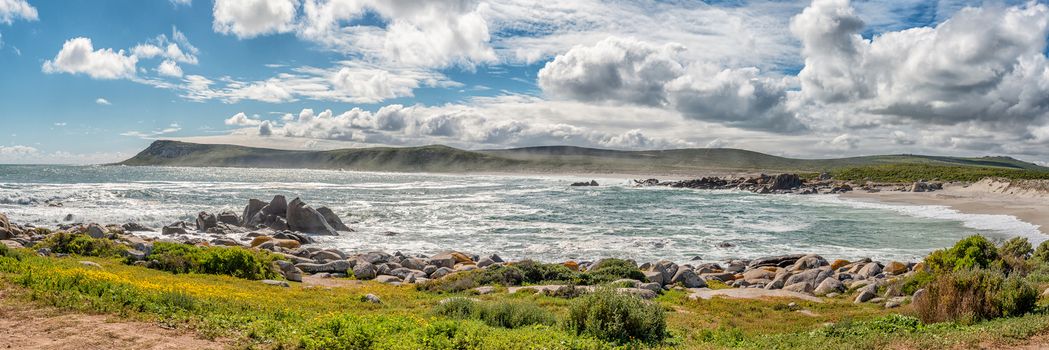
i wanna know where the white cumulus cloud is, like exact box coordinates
[0,0,37,24]
[213,0,299,39]
[42,37,138,79]
[95,97,111,105]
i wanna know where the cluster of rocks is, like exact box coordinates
[156,195,351,237]
[634,174,854,195]
[569,180,599,187]
[1,207,925,307]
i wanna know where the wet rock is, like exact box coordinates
[217,211,240,226]
[262,195,288,217]
[122,222,154,232]
[195,212,218,232]
[286,198,338,235]
[161,225,189,236]
[241,199,266,226]
[570,180,599,186]
[316,207,352,231]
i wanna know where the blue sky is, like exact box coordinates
[2,0,1049,164]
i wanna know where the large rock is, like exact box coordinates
[783,282,813,294]
[643,270,664,285]
[241,199,266,226]
[770,174,802,190]
[647,260,679,284]
[276,260,303,282]
[857,263,883,278]
[742,268,776,282]
[262,195,288,217]
[789,254,827,271]
[196,212,218,232]
[884,261,908,275]
[217,211,240,226]
[161,225,189,236]
[86,224,107,239]
[316,207,352,231]
[286,198,338,235]
[670,268,706,288]
[0,213,12,239]
[814,278,844,296]
[295,260,351,274]
[785,268,832,287]
[353,261,377,280]
[748,254,807,269]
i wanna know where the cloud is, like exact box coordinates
[170,0,191,6]
[179,63,458,103]
[0,145,38,156]
[538,37,804,133]
[210,0,497,68]
[225,112,263,126]
[95,97,111,105]
[121,123,182,139]
[131,27,200,65]
[157,60,183,77]
[791,0,1049,131]
[819,133,860,150]
[228,97,696,150]
[42,38,138,79]
[0,0,37,24]
[212,0,299,39]
[43,28,198,81]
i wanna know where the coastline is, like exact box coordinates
[841,182,1049,236]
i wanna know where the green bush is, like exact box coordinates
[812,314,925,337]
[565,287,667,344]
[925,235,1000,273]
[588,258,645,284]
[36,232,126,258]
[999,237,1033,260]
[478,301,557,329]
[898,270,935,296]
[432,298,556,329]
[912,269,1037,324]
[1033,241,1049,264]
[147,242,278,280]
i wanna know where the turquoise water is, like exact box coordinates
[0,165,1041,263]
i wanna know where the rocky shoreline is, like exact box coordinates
[630,173,946,195]
[1,194,926,309]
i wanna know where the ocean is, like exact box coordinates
[0,165,1042,263]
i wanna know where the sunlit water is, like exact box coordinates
[0,165,1042,263]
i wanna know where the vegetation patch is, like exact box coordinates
[432,298,556,329]
[566,287,668,344]
[831,164,1049,182]
[146,242,279,280]
[35,232,127,258]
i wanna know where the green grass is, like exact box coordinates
[2,247,1049,349]
[831,164,1049,182]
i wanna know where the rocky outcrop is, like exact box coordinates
[570,180,599,186]
[316,207,352,232]
[286,198,338,235]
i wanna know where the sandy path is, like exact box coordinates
[842,182,1049,235]
[0,290,227,350]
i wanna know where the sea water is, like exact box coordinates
[0,165,1042,263]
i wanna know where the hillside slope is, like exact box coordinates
[118,140,1049,176]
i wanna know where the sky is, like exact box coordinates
[2,0,1049,165]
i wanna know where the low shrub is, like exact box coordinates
[565,287,667,344]
[1032,240,1049,264]
[913,269,1037,324]
[36,232,126,258]
[588,258,645,284]
[432,298,556,329]
[812,314,925,338]
[147,242,279,280]
[999,237,1033,259]
[897,270,935,296]
[924,235,1000,273]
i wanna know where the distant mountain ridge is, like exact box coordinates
[118,140,1049,175]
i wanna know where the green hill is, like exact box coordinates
[118,140,1049,181]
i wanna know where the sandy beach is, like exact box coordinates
[842,179,1049,235]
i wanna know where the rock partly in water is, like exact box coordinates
[316,207,352,232]
[286,198,338,235]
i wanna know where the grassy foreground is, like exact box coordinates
[2,250,1049,349]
